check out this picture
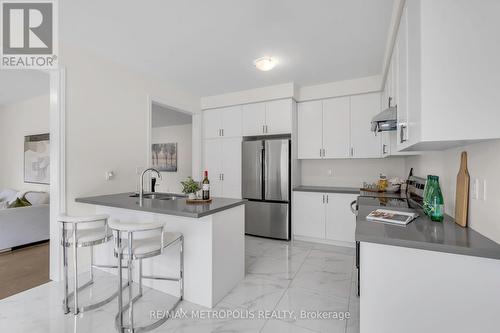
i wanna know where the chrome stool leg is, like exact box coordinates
[127,233,134,330]
[90,245,94,282]
[117,231,124,331]
[139,259,143,297]
[180,235,184,300]
[72,224,79,315]
[62,222,70,314]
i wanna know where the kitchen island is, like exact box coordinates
[76,193,246,308]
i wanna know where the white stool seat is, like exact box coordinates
[108,220,164,232]
[117,232,182,257]
[63,226,112,245]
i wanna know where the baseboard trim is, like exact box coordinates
[293,235,355,248]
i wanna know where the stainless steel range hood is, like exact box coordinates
[371,105,397,132]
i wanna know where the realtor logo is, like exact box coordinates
[1,0,58,69]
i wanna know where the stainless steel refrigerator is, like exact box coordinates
[242,138,290,240]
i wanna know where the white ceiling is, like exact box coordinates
[0,70,50,106]
[152,103,192,128]
[61,0,394,97]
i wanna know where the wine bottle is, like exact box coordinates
[202,170,210,200]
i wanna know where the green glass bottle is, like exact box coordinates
[428,175,444,222]
[422,175,433,216]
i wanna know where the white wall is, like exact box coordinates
[405,140,500,244]
[152,124,192,193]
[60,45,200,216]
[300,157,406,188]
[0,94,50,192]
[52,45,200,278]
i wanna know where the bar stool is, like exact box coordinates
[59,214,121,315]
[108,220,183,333]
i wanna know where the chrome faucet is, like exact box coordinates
[139,167,162,205]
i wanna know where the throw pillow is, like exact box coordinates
[8,197,32,208]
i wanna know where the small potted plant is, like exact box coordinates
[181,177,201,200]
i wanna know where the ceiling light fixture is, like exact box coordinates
[254,56,278,71]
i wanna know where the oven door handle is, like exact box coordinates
[350,200,358,216]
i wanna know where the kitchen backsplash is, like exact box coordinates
[405,139,500,244]
[300,157,406,188]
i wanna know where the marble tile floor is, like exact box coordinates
[0,236,359,333]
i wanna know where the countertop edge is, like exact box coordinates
[293,186,360,195]
[355,235,500,261]
[75,196,246,218]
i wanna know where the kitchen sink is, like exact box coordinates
[129,193,186,200]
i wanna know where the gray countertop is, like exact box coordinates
[293,185,405,198]
[293,185,360,194]
[75,193,246,218]
[355,200,500,260]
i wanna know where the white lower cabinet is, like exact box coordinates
[293,191,357,244]
[325,193,358,243]
[203,137,242,198]
[293,191,325,239]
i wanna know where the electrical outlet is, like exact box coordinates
[105,171,114,181]
[471,179,479,200]
[481,179,487,201]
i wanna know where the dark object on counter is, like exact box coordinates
[405,167,413,197]
[151,177,157,192]
[455,152,470,227]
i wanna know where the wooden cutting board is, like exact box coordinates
[455,151,470,227]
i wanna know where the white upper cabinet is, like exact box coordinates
[322,97,351,158]
[203,109,222,139]
[386,0,500,151]
[203,105,242,139]
[242,102,266,136]
[350,93,382,158]
[203,138,242,199]
[298,100,323,159]
[396,5,410,151]
[265,99,293,135]
[241,99,292,136]
[298,93,381,159]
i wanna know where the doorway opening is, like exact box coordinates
[0,69,51,299]
[148,100,194,194]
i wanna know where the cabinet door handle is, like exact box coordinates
[326,195,329,204]
[322,195,325,204]
[382,144,387,154]
[323,148,326,157]
[221,129,224,136]
[221,173,224,181]
[262,125,265,134]
[320,149,322,157]
[350,147,354,157]
[400,124,407,143]
[265,125,268,133]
